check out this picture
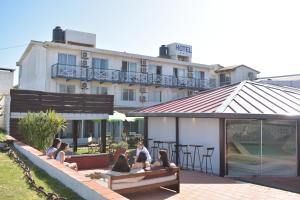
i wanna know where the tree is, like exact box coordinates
[19,110,67,151]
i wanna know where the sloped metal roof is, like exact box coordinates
[129,81,300,119]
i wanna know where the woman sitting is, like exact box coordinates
[159,150,176,168]
[54,142,78,171]
[112,154,131,172]
[132,151,151,170]
[46,138,61,158]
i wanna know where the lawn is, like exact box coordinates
[0,147,84,200]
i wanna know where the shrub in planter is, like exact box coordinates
[19,110,66,151]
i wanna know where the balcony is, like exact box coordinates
[51,64,216,90]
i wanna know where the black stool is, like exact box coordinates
[166,141,176,159]
[171,144,184,166]
[201,147,214,174]
[181,145,192,169]
[190,145,203,171]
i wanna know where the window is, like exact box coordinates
[149,64,162,75]
[148,90,162,102]
[194,71,205,80]
[121,61,137,72]
[92,58,108,70]
[91,86,108,95]
[58,53,76,65]
[122,89,136,101]
[58,84,75,93]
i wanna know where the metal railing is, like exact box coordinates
[51,64,217,90]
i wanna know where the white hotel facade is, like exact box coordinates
[16,27,259,143]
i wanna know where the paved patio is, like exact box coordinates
[123,171,300,200]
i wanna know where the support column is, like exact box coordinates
[80,120,84,138]
[72,120,78,152]
[144,117,148,148]
[175,117,179,165]
[101,120,107,153]
[297,120,300,176]
[219,118,225,177]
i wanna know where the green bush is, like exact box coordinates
[19,110,66,151]
[109,141,129,153]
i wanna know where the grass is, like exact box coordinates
[0,130,6,142]
[0,150,84,200]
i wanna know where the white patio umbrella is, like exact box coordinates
[108,111,126,122]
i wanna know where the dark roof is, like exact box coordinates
[128,81,300,119]
[215,65,260,74]
[0,67,15,72]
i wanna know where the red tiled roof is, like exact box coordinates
[135,84,238,113]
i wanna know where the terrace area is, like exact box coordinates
[123,171,300,200]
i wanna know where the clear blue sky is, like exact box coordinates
[1,0,300,85]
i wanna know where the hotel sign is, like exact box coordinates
[168,43,192,57]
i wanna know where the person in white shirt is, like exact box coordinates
[46,138,61,158]
[136,141,152,163]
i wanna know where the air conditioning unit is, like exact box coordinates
[187,66,193,72]
[141,59,147,66]
[140,87,147,93]
[81,59,88,67]
[187,72,193,78]
[81,50,90,59]
[139,95,146,102]
[81,81,88,89]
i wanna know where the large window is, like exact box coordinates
[226,119,297,176]
[91,86,108,95]
[58,84,75,94]
[122,89,136,101]
[58,53,76,65]
[92,58,108,70]
[194,71,205,80]
[148,90,162,102]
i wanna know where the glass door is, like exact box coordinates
[226,120,261,176]
[261,120,297,176]
[226,119,297,176]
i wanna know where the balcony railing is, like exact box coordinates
[51,64,216,90]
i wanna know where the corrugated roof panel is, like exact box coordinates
[253,84,299,114]
[131,81,300,116]
[136,84,237,113]
[234,94,262,114]
[228,100,249,113]
[238,89,274,114]
[244,84,286,114]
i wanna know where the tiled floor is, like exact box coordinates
[123,171,300,200]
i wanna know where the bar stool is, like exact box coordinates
[166,141,176,159]
[181,145,192,169]
[171,144,184,166]
[201,147,214,174]
[190,145,203,171]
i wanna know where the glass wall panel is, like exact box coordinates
[226,120,261,176]
[262,120,297,176]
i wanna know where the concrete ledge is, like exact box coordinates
[13,141,127,200]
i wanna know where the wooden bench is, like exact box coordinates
[107,167,180,194]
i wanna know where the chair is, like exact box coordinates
[113,148,127,163]
[201,147,214,174]
[87,137,98,154]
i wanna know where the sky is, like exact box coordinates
[1,0,300,85]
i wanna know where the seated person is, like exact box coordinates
[54,142,78,171]
[46,138,61,158]
[136,141,151,163]
[159,150,176,168]
[112,154,131,173]
[132,151,151,170]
